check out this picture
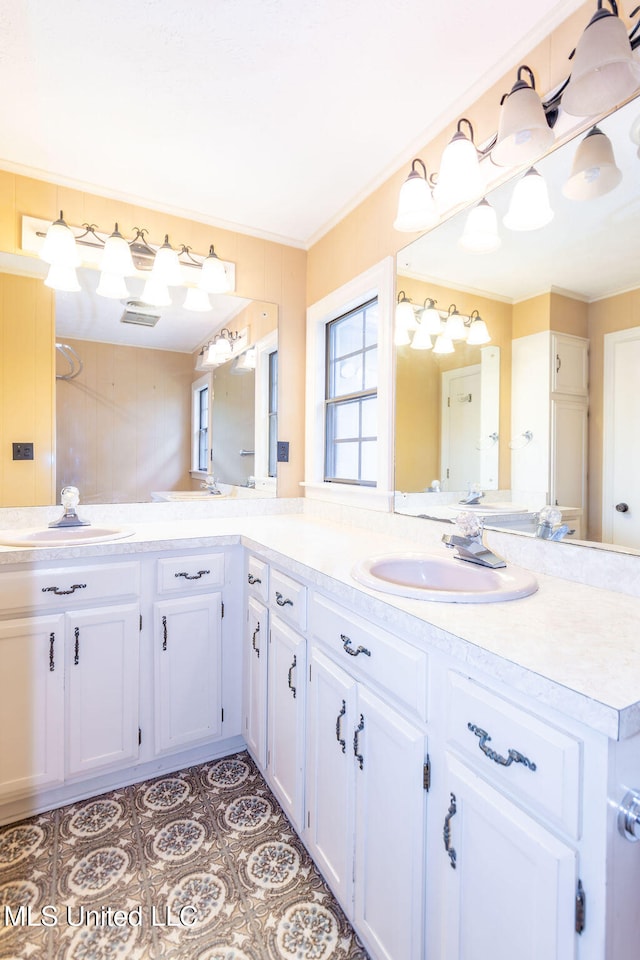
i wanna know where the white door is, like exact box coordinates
[353,685,426,960]
[66,604,140,777]
[154,594,222,753]
[603,327,640,547]
[244,596,268,769]
[305,647,357,913]
[267,615,306,830]
[0,615,65,799]
[441,756,577,960]
[441,366,481,491]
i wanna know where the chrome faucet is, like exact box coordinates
[535,506,573,540]
[459,483,484,505]
[49,486,91,528]
[200,474,222,495]
[442,531,506,568]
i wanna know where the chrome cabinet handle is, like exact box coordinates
[287,655,297,698]
[73,626,80,665]
[443,792,457,869]
[467,722,537,772]
[336,700,346,753]
[174,569,210,580]
[275,592,293,607]
[247,573,262,584]
[49,632,55,672]
[353,714,365,770]
[162,615,168,652]
[556,354,561,374]
[252,622,260,658]
[341,634,371,658]
[42,583,86,596]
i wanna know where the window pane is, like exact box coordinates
[334,441,360,480]
[364,303,378,347]
[334,399,359,439]
[364,348,378,391]
[361,396,377,437]
[360,440,377,483]
[332,312,363,359]
[331,357,364,398]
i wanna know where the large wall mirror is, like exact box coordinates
[395,91,640,552]
[0,252,277,506]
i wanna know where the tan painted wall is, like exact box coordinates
[512,293,551,339]
[550,292,588,338]
[56,338,193,503]
[0,272,55,506]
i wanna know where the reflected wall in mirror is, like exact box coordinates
[0,255,277,506]
[395,92,640,551]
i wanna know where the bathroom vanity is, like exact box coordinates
[0,508,638,960]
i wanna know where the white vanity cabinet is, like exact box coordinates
[267,615,306,830]
[244,593,269,770]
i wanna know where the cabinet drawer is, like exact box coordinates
[156,553,225,594]
[447,672,582,838]
[247,555,269,603]
[270,569,307,631]
[0,562,140,614]
[309,593,428,721]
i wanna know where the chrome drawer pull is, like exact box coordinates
[252,622,260,658]
[341,634,371,658]
[443,793,457,869]
[336,700,346,753]
[162,615,168,652]
[275,591,293,607]
[247,573,262,585]
[49,632,55,672]
[175,569,210,580]
[467,722,537,772]
[287,655,297,698]
[353,714,365,770]
[73,626,80,665]
[42,583,86,596]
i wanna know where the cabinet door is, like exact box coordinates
[353,685,427,960]
[66,605,140,778]
[550,397,588,511]
[244,596,268,769]
[154,594,222,753]
[441,756,577,960]
[267,615,306,830]
[0,615,64,799]
[305,647,357,912]
[552,334,588,397]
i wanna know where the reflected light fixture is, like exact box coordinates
[420,298,444,335]
[410,309,434,350]
[44,264,80,292]
[394,159,439,232]
[458,198,502,254]
[151,235,183,286]
[562,125,623,200]
[183,287,213,312]
[141,276,172,307]
[443,304,467,341]
[503,167,554,231]
[40,211,81,268]
[434,119,483,212]
[199,245,231,293]
[100,223,135,276]
[466,310,491,345]
[562,0,640,118]
[492,66,554,167]
[433,333,455,355]
[96,272,129,300]
[395,291,418,331]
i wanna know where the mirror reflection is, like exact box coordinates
[395,93,640,551]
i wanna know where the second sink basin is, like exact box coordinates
[351,552,538,602]
[0,527,135,547]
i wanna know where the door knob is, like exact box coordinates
[616,502,629,513]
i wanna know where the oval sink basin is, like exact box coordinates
[352,552,538,602]
[0,527,135,547]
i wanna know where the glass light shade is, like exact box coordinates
[562,126,622,200]
[503,168,554,231]
[420,302,443,335]
[96,272,129,299]
[151,236,183,286]
[214,336,233,361]
[394,325,411,346]
[44,264,80,292]
[183,287,212,312]
[141,277,172,306]
[458,199,502,254]
[443,308,466,340]
[204,343,219,366]
[395,297,418,331]
[433,334,455,355]
[394,165,439,232]
[562,10,640,118]
[40,213,81,267]
[199,246,230,293]
[100,224,135,275]
[492,85,554,167]
[466,317,491,345]
[434,131,483,212]
[410,323,433,350]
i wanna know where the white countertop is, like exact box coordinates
[0,513,638,740]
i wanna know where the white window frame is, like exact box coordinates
[304,257,395,510]
[190,373,212,478]
[253,329,278,491]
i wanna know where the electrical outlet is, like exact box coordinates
[276,441,289,463]
[12,443,34,461]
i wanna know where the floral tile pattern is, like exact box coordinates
[0,752,368,959]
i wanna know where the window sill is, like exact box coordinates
[300,481,393,512]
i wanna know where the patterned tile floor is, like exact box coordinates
[0,752,368,960]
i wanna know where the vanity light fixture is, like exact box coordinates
[458,198,502,254]
[503,167,554,231]
[100,223,135,276]
[432,333,455,355]
[141,276,172,307]
[40,211,81,268]
[96,271,129,300]
[562,125,623,200]
[209,327,241,363]
[492,66,555,167]
[395,291,419,331]
[420,298,444,335]
[199,245,232,294]
[150,235,183,287]
[434,119,484,212]
[394,159,439,232]
[183,287,213,312]
[466,310,491,345]
[562,0,640,118]
[410,308,434,350]
[443,304,468,341]
[44,264,81,293]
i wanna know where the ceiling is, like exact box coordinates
[0,0,588,249]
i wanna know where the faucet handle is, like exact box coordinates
[60,486,80,511]
[454,511,483,538]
